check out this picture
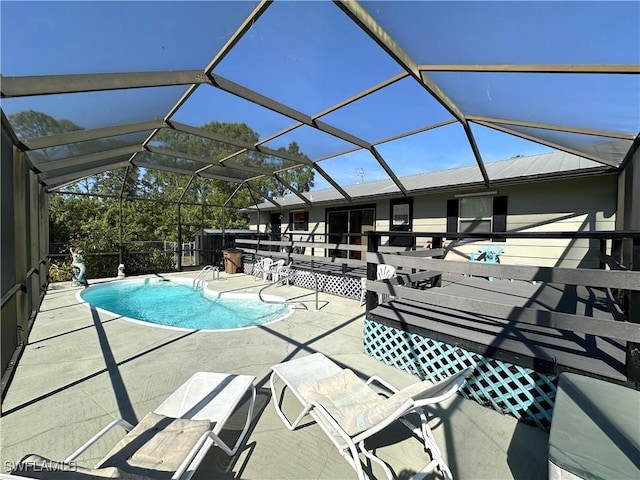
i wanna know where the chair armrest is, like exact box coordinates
[365,375,399,394]
[64,418,134,463]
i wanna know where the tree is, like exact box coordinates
[153,121,315,227]
[11,110,315,256]
[9,110,84,163]
[9,110,82,139]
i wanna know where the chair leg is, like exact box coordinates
[359,441,394,480]
[269,372,314,431]
[399,411,454,480]
[340,442,370,480]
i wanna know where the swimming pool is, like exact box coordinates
[78,277,292,331]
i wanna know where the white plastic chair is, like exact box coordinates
[360,264,397,305]
[253,257,273,282]
[269,259,285,283]
[270,353,473,480]
[276,260,294,286]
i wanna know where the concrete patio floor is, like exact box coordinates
[0,270,548,479]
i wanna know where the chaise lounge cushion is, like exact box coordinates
[100,412,211,474]
[298,369,436,436]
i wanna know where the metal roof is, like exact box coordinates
[244,150,612,211]
[1,1,638,207]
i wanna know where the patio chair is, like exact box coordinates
[469,246,504,281]
[275,260,294,286]
[270,353,473,480]
[268,259,285,283]
[359,264,397,306]
[252,257,273,282]
[8,372,256,480]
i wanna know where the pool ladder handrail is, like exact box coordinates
[193,265,219,290]
[259,270,324,312]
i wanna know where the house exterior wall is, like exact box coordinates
[249,174,617,268]
[494,176,616,268]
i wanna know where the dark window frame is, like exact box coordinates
[447,195,507,242]
[289,210,309,232]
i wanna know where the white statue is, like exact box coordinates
[117,263,126,278]
[70,246,87,286]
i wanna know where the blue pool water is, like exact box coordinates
[79,279,290,330]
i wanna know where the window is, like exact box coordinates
[289,210,308,231]
[389,197,414,247]
[459,196,493,233]
[447,195,507,240]
[392,203,410,226]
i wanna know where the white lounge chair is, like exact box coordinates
[270,353,472,480]
[6,372,256,480]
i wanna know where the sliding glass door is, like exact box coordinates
[326,206,375,259]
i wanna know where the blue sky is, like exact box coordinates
[1,1,638,191]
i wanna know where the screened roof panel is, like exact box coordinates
[46,164,131,190]
[469,123,554,163]
[133,161,201,179]
[314,149,391,191]
[1,1,638,199]
[0,1,260,76]
[375,122,478,175]
[26,131,152,166]
[152,129,245,163]
[195,164,256,181]
[430,72,640,135]
[470,122,553,166]
[198,170,247,184]
[363,1,640,65]
[212,1,403,115]
[41,155,133,184]
[169,85,295,142]
[134,151,212,174]
[320,76,454,143]
[261,124,356,161]
[133,152,252,182]
[73,167,129,196]
[3,86,189,133]
[253,150,609,211]
[272,165,316,198]
[492,124,633,166]
[223,151,300,176]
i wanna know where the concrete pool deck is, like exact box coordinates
[0,271,548,479]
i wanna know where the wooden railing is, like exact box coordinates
[363,230,640,384]
[237,230,640,383]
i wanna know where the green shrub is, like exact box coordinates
[48,261,74,282]
[48,248,177,283]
